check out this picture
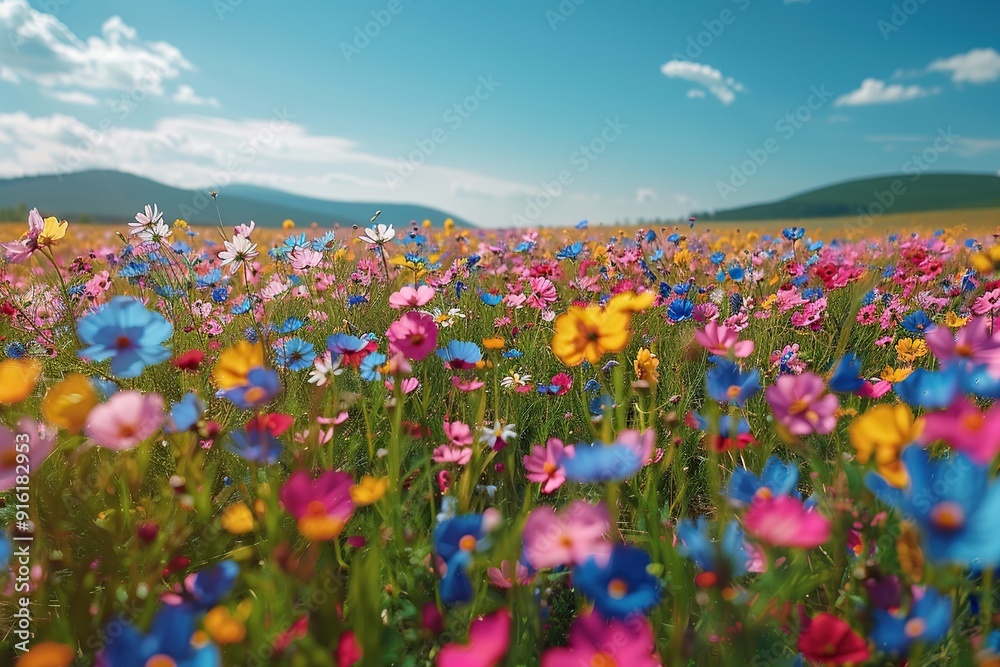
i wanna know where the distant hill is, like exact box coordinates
[707,173,1000,221]
[0,170,474,228]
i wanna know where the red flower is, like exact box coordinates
[335,631,362,667]
[797,613,870,665]
[173,349,205,371]
[246,413,294,436]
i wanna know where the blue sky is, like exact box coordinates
[0,0,998,227]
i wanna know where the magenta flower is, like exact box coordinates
[0,418,56,491]
[432,444,472,465]
[387,312,438,361]
[921,396,1000,464]
[279,470,355,541]
[443,420,474,447]
[389,284,435,309]
[523,500,611,570]
[486,560,533,589]
[437,609,509,667]
[926,316,1000,376]
[765,372,838,435]
[523,438,574,494]
[744,496,831,548]
[541,610,660,667]
[694,320,755,358]
[84,391,165,450]
[0,208,44,263]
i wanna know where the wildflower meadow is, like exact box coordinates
[4,205,1000,667]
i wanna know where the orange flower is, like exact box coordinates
[0,359,41,404]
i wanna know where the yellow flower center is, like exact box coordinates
[543,461,558,475]
[930,501,965,531]
[904,618,926,639]
[727,385,742,399]
[459,534,478,551]
[788,398,810,416]
[955,343,974,357]
[146,656,177,667]
[242,386,266,404]
[607,578,629,599]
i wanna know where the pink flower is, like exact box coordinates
[432,444,472,465]
[279,470,355,541]
[385,376,420,394]
[541,610,661,667]
[0,208,44,263]
[522,500,611,570]
[765,372,838,435]
[926,316,1000,376]
[451,376,484,392]
[444,420,473,447]
[387,312,438,361]
[389,285,435,309]
[84,391,165,450]
[487,560,533,589]
[526,277,558,309]
[921,396,1000,464]
[744,496,831,548]
[0,418,55,491]
[437,609,510,667]
[523,438,574,494]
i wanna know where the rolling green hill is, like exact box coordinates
[0,170,474,228]
[707,173,1000,221]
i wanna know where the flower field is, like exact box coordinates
[3,205,1000,665]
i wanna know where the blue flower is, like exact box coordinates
[588,393,615,418]
[4,341,26,359]
[502,349,523,359]
[728,456,799,506]
[223,367,280,409]
[230,296,256,315]
[782,227,805,241]
[211,287,228,303]
[676,518,750,576]
[562,441,641,483]
[894,367,961,409]
[118,261,150,278]
[872,587,952,655]
[667,298,694,322]
[77,297,173,378]
[359,352,387,382]
[166,393,205,433]
[901,310,935,336]
[435,341,482,370]
[706,360,761,407]
[481,292,503,306]
[227,425,282,464]
[574,544,661,619]
[274,337,316,371]
[829,353,865,393]
[867,447,1000,567]
[189,560,239,610]
[99,604,221,667]
[347,294,368,307]
[556,242,584,260]
[433,514,488,605]
[277,317,305,334]
[710,251,725,265]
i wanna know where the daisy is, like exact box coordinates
[479,421,517,450]
[500,371,531,389]
[129,204,163,235]
[219,235,259,274]
[359,223,395,245]
[308,350,344,387]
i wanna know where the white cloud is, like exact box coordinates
[0,112,546,227]
[928,47,1000,84]
[686,89,706,99]
[173,84,220,108]
[0,0,192,94]
[635,188,659,204]
[835,78,938,106]
[45,90,99,105]
[660,60,745,105]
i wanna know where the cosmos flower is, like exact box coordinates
[77,297,173,378]
[84,391,166,450]
[727,456,799,507]
[849,403,922,487]
[389,284,435,308]
[523,438,574,494]
[219,234,259,274]
[522,501,611,570]
[387,312,438,361]
[694,320,755,358]
[280,470,355,541]
[573,544,662,620]
[307,350,344,386]
[0,358,42,404]
[41,373,98,433]
[765,372,838,436]
[541,610,660,667]
[797,613,870,665]
[437,609,510,667]
[359,223,395,245]
[743,495,831,549]
[274,337,316,371]
[706,359,761,407]
[478,421,517,450]
[213,341,265,390]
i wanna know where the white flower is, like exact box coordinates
[479,421,517,449]
[308,351,344,386]
[130,204,163,235]
[428,307,466,328]
[136,221,172,244]
[219,235,259,274]
[501,372,531,389]
[359,223,395,245]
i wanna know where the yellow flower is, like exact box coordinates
[760,294,777,310]
[221,503,255,534]
[895,337,928,363]
[482,337,505,350]
[15,641,75,667]
[607,290,654,315]
[282,219,295,230]
[634,347,659,384]
[38,216,67,247]
[674,248,692,266]
[422,218,432,228]
[881,366,912,383]
[897,522,924,583]
[444,217,455,231]
[848,403,923,488]
[351,475,388,506]
[551,301,632,367]
[174,218,188,229]
[212,341,264,389]
[971,245,1000,273]
[42,373,97,433]
[0,358,41,404]
[204,606,247,644]
[944,311,969,329]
